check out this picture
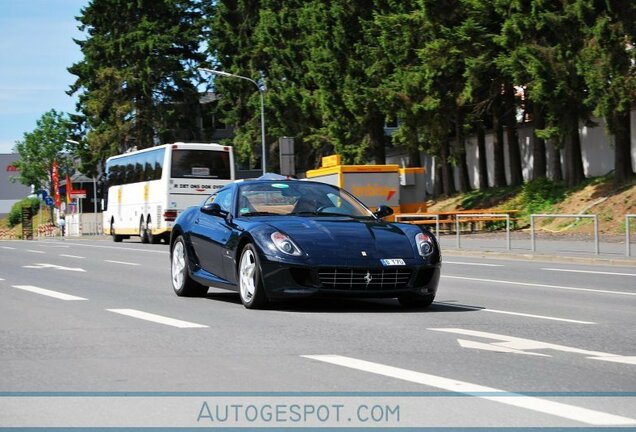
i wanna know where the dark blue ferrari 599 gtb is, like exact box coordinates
[170,179,441,309]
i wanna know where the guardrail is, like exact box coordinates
[455,213,511,250]
[394,213,440,237]
[627,214,636,257]
[530,214,599,255]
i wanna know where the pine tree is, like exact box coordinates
[68,0,206,170]
[578,0,636,185]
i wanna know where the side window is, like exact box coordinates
[212,188,233,213]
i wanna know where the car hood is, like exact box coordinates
[263,217,416,260]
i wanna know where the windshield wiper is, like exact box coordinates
[240,211,280,217]
[289,211,321,216]
[290,211,357,217]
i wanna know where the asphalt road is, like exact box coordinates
[0,237,635,428]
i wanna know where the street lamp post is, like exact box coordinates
[66,139,99,235]
[198,68,267,174]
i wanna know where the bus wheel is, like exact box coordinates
[111,221,123,243]
[139,218,149,244]
[147,217,160,244]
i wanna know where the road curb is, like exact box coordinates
[443,248,636,267]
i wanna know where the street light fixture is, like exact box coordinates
[198,68,267,174]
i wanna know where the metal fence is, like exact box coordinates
[455,213,511,250]
[530,214,599,255]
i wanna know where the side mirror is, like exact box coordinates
[374,205,394,219]
[201,202,228,218]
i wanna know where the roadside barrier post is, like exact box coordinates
[531,215,536,252]
[627,215,636,257]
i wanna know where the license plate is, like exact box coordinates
[380,258,406,266]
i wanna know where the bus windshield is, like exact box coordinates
[171,149,231,179]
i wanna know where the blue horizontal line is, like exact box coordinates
[0,391,634,397]
[0,428,631,431]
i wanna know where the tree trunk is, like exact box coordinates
[564,120,585,187]
[440,140,455,196]
[613,110,634,185]
[477,126,489,190]
[549,139,563,182]
[433,161,443,197]
[366,108,386,164]
[504,82,523,186]
[408,146,421,167]
[454,112,471,192]
[532,106,547,180]
[492,109,506,187]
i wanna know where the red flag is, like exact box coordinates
[66,174,72,204]
[52,160,61,208]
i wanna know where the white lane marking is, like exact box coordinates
[442,275,636,296]
[542,267,636,277]
[107,309,208,328]
[26,250,45,254]
[11,285,87,301]
[445,261,504,267]
[435,302,595,324]
[56,242,167,254]
[457,339,551,356]
[60,254,85,259]
[429,328,635,365]
[479,308,595,324]
[22,263,86,272]
[41,245,70,248]
[590,356,636,365]
[104,260,140,266]
[302,354,636,426]
[0,246,16,250]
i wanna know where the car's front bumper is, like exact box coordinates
[258,255,441,299]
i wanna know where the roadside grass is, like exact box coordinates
[427,174,634,235]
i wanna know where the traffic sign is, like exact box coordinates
[70,189,87,199]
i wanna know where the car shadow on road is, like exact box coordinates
[203,291,482,314]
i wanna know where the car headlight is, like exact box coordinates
[415,232,435,256]
[271,231,303,256]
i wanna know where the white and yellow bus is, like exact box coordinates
[103,142,235,243]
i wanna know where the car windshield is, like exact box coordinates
[237,181,374,219]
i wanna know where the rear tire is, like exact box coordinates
[146,217,160,244]
[397,293,435,309]
[238,244,269,309]
[171,236,208,297]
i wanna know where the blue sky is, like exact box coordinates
[0,0,88,153]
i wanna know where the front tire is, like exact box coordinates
[238,244,269,309]
[139,218,149,244]
[171,236,208,297]
[111,221,123,243]
[397,293,435,309]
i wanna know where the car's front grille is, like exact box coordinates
[317,268,412,290]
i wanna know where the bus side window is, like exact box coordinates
[144,151,153,181]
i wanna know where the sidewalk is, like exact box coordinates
[438,231,636,266]
[11,231,636,267]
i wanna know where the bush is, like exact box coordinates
[517,178,566,216]
[7,197,41,227]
